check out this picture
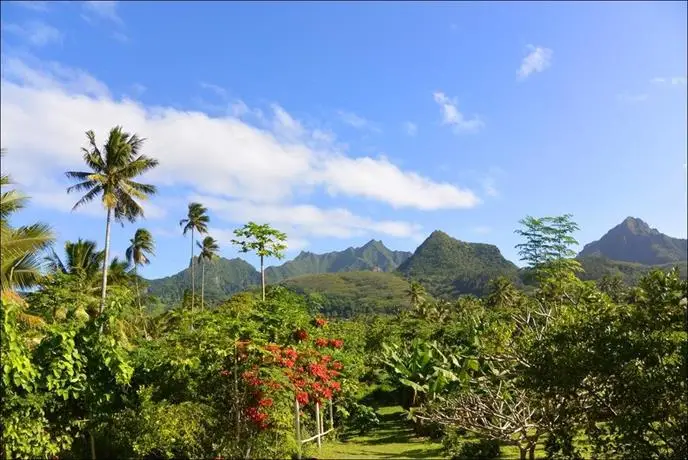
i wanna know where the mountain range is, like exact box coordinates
[146,217,687,309]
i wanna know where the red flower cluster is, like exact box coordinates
[315,337,329,348]
[294,329,309,342]
[314,317,328,328]
[219,369,230,377]
[245,406,269,430]
[330,338,344,349]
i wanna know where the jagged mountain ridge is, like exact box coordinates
[577,217,687,265]
[146,217,687,305]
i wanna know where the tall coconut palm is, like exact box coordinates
[65,127,159,315]
[196,235,219,310]
[1,149,55,292]
[125,228,155,314]
[179,202,209,312]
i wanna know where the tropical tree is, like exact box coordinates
[179,202,209,312]
[231,222,287,301]
[1,150,55,292]
[196,235,219,310]
[65,127,159,315]
[126,228,155,315]
[514,214,582,281]
[486,276,520,309]
[405,281,427,309]
[45,239,105,280]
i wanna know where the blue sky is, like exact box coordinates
[1,1,686,279]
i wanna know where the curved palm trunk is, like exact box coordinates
[200,259,205,311]
[98,208,112,335]
[134,265,148,338]
[190,228,195,313]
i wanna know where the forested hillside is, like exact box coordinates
[266,239,411,283]
[397,230,520,298]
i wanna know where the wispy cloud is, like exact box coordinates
[432,91,484,133]
[403,122,417,136]
[81,1,127,41]
[337,110,381,133]
[616,93,649,103]
[2,20,63,47]
[651,76,687,86]
[517,45,553,80]
[200,81,228,99]
[82,1,123,25]
[481,177,499,197]
[14,1,50,12]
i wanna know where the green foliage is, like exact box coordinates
[147,257,260,306]
[232,222,287,261]
[283,271,412,317]
[397,230,519,298]
[515,214,581,280]
[443,432,500,460]
[1,162,55,291]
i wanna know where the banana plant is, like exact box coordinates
[381,339,475,408]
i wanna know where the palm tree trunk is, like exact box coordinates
[134,266,147,338]
[190,228,195,313]
[89,431,96,460]
[260,255,265,301]
[99,208,112,316]
[201,259,205,311]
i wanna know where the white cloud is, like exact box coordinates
[2,20,63,47]
[198,196,424,240]
[432,92,484,133]
[403,122,417,136]
[1,56,480,242]
[337,110,380,132]
[517,45,553,80]
[651,76,687,86]
[82,1,123,26]
[318,156,478,210]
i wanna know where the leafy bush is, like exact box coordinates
[443,431,500,460]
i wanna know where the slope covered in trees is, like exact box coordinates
[397,230,520,298]
[578,216,687,265]
[266,239,411,283]
[280,271,412,318]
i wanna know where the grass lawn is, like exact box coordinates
[306,405,549,459]
[312,406,446,459]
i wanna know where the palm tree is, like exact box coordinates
[405,281,427,309]
[1,149,55,292]
[126,228,155,311]
[179,202,209,312]
[486,276,519,309]
[46,239,105,280]
[196,235,219,310]
[65,127,159,315]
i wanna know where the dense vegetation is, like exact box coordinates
[2,130,687,460]
[282,271,413,318]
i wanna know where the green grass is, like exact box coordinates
[312,406,445,459]
[307,405,550,459]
